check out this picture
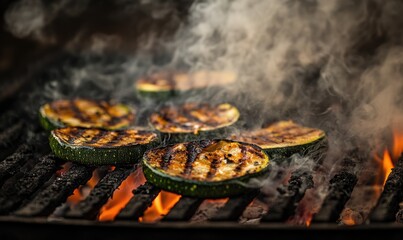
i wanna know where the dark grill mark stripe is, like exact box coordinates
[95,101,129,127]
[85,129,107,144]
[233,145,248,177]
[206,158,220,180]
[71,100,92,123]
[160,146,174,170]
[65,128,87,144]
[104,130,128,147]
[183,142,201,176]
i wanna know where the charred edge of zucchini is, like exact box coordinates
[142,158,270,199]
[39,112,63,131]
[265,137,328,160]
[49,133,159,166]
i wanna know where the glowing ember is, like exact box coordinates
[98,169,145,221]
[139,191,181,222]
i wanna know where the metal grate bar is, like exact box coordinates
[14,163,94,217]
[0,144,33,186]
[209,190,260,222]
[162,197,204,221]
[261,169,314,222]
[0,121,24,148]
[312,171,357,223]
[65,166,134,220]
[370,154,403,222]
[115,182,160,221]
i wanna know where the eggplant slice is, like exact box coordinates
[231,120,326,157]
[50,127,158,165]
[39,98,135,131]
[142,139,270,198]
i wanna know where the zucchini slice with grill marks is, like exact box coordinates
[149,102,240,143]
[135,71,236,99]
[231,120,326,157]
[39,98,135,131]
[142,139,270,198]
[50,127,158,165]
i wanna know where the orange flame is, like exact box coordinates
[66,169,100,204]
[375,130,403,186]
[98,169,145,221]
[139,191,181,222]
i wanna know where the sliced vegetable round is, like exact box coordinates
[135,70,236,99]
[39,98,135,131]
[142,139,270,198]
[50,127,158,165]
[149,102,239,142]
[231,120,326,157]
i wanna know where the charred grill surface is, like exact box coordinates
[14,164,94,217]
[0,155,60,214]
[162,197,204,221]
[0,144,33,186]
[0,121,25,161]
[370,155,403,222]
[209,190,260,221]
[312,171,357,223]
[65,167,134,220]
[261,169,314,222]
[116,182,160,221]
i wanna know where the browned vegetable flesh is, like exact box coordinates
[40,99,135,129]
[144,140,269,182]
[136,71,236,91]
[150,103,239,134]
[231,120,325,149]
[53,127,157,148]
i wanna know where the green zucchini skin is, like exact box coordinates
[265,137,328,160]
[142,157,270,198]
[157,125,235,144]
[49,130,159,166]
[39,113,61,131]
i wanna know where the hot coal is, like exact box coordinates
[14,163,94,217]
[65,166,134,220]
[115,182,160,221]
[0,121,25,161]
[0,155,60,214]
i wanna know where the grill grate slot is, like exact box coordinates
[370,154,403,222]
[0,155,60,214]
[162,197,204,221]
[14,164,94,217]
[261,169,314,222]
[65,166,134,220]
[116,182,160,221]
[209,190,259,222]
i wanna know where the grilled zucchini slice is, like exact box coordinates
[142,139,270,198]
[231,120,326,157]
[50,127,158,165]
[135,70,236,99]
[149,102,240,143]
[39,99,135,131]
